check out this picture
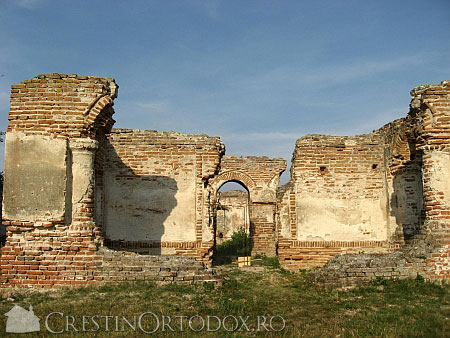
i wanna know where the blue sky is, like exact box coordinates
[0,0,449,184]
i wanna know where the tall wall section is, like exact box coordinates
[1,74,116,287]
[281,81,449,286]
[101,129,224,260]
[0,74,222,288]
[278,132,398,269]
[405,81,450,280]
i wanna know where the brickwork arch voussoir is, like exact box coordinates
[210,171,256,192]
[84,95,113,129]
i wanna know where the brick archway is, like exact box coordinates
[392,128,412,165]
[208,157,285,258]
[84,95,116,136]
[208,171,254,259]
[209,170,256,201]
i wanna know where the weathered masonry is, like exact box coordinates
[0,74,449,288]
[102,129,224,261]
[278,81,450,286]
[0,74,224,287]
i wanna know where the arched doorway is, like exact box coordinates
[216,181,250,246]
[208,167,279,260]
[208,172,256,264]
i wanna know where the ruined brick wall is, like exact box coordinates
[0,74,220,288]
[216,190,250,245]
[101,129,224,260]
[1,74,447,288]
[278,92,430,272]
[293,133,389,240]
[1,74,117,287]
[6,73,116,139]
[410,81,450,279]
[310,81,450,286]
[278,133,395,270]
[209,156,286,257]
[378,118,424,244]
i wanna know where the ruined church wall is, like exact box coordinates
[278,123,426,271]
[278,133,396,270]
[306,81,450,286]
[411,82,450,279]
[292,133,391,242]
[101,129,224,256]
[0,74,221,288]
[1,73,447,288]
[3,73,117,227]
[1,74,118,287]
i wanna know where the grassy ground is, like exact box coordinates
[0,258,448,337]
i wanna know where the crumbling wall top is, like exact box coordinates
[295,133,383,147]
[29,73,118,98]
[409,80,450,97]
[221,156,286,169]
[8,73,118,138]
[109,128,225,149]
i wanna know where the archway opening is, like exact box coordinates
[214,180,251,265]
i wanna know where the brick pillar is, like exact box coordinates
[69,138,98,230]
[250,203,277,257]
[421,149,450,245]
[419,148,450,280]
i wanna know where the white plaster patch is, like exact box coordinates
[297,197,388,241]
[428,151,450,206]
[3,132,67,221]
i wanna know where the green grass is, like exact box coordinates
[252,255,282,269]
[0,267,448,337]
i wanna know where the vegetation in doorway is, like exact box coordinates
[214,229,252,265]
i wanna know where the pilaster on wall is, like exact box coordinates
[251,203,277,257]
[69,138,99,231]
[289,190,297,239]
[195,153,205,243]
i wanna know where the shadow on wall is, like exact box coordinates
[101,140,178,255]
[390,143,425,242]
